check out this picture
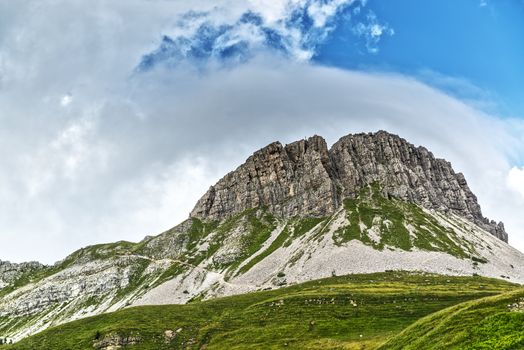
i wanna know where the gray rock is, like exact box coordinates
[0,261,46,289]
[190,131,507,242]
[190,136,339,221]
[93,332,141,349]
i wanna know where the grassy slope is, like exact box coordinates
[379,289,524,350]
[334,184,476,259]
[2,272,517,350]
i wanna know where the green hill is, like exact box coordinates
[1,272,517,350]
[379,288,524,350]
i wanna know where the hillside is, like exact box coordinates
[1,272,518,350]
[0,131,522,342]
[379,288,524,349]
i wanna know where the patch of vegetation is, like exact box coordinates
[238,216,325,275]
[292,217,326,239]
[240,210,278,260]
[471,256,488,264]
[333,183,472,258]
[151,262,188,289]
[72,241,139,261]
[205,209,280,275]
[112,258,152,303]
[237,224,291,275]
[2,272,517,350]
[185,218,219,253]
[180,219,220,266]
[224,210,278,275]
[202,210,252,269]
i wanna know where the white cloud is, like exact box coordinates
[416,69,501,113]
[133,0,362,63]
[508,167,524,198]
[307,0,351,27]
[60,94,72,107]
[352,11,394,53]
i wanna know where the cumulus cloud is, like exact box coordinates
[138,0,366,66]
[352,11,394,53]
[0,1,523,264]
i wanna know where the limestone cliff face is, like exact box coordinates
[330,132,507,242]
[190,135,340,220]
[190,131,507,242]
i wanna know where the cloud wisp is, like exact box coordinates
[352,11,394,53]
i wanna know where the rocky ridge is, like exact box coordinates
[190,131,507,241]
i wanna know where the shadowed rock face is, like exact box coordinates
[190,131,507,242]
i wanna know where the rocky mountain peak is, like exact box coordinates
[190,131,507,242]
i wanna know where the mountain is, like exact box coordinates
[0,130,522,343]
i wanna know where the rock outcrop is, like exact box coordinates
[191,131,507,242]
[93,332,141,349]
[0,261,45,289]
[190,136,339,220]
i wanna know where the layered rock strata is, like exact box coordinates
[190,131,507,242]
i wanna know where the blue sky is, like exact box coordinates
[1,0,524,263]
[316,0,524,117]
[135,0,524,117]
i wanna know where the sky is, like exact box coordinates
[0,0,523,264]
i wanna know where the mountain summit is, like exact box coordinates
[0,130,521,342]
[191,131,507,241]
